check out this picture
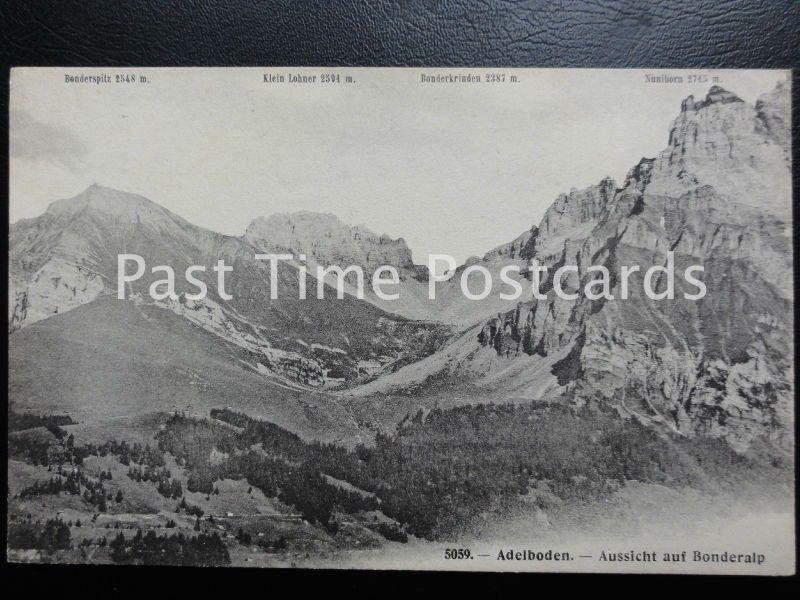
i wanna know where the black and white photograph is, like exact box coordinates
[6,66,794,574]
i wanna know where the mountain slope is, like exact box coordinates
[8,296,367,444]
[9,185,450,387]
[352,83,794,457]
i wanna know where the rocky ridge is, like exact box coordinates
[8,185,449,388]
[481,84,793,455]
[356,83,793,456]
[244,211,433,320]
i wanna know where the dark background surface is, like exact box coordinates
[1,0,799,67]
[2,0,798,591]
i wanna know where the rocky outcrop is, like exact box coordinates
[646,85,791,219]
[9,259,104,332]
[472,83,793,456]
[244,211,435,321]
[245,212,425,283]
[755,80,791,156]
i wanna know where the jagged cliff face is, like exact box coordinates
[245,212,423,281]
[474,83,793,455]
[646,85,791,219]
[245,212,434,321]
[8,186,449,388]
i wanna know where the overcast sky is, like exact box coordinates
[10,68,788,264]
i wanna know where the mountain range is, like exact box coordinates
[8,82,793,458]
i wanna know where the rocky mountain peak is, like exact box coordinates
[361,81,792,457]
[49,184,147,213]
[539,177,617,237]
[646,82,791,217]
[459,83,793,456]
[680,85,743,113]
[44,184,187,230]
[246,211,356,246]
[245,210,418,274]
